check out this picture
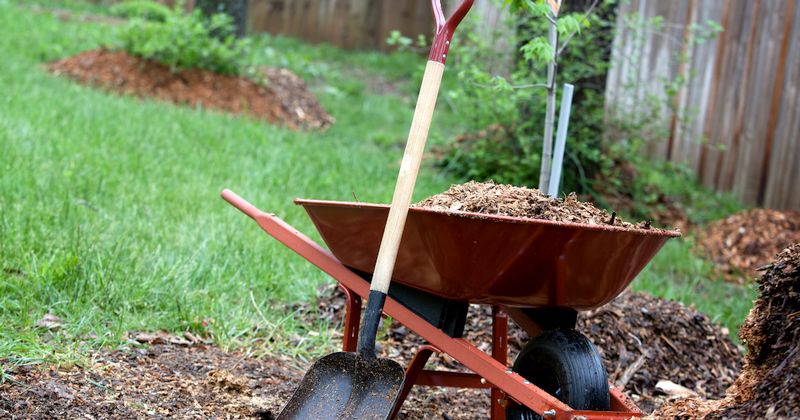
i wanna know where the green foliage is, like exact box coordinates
[439,1,614,194]
[117,3,251,75]
[519,37,552,64]
[385,30,427,52]
[109,0,171,22]
[598,140,743,224]
[438,1,736,224]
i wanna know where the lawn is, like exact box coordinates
[0,0,754,374]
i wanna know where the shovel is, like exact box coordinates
[277,1,473,419]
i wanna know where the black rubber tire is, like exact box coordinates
[505,329,610,419]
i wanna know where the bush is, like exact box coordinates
[117,4,251,75]
[110,1,171,22]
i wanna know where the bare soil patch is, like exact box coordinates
[415,181,669,231]
[697,209,800,284]
[48,49,334,130]
[657,244,800,418]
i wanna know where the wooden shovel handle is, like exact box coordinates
[370,60,444,293]
[369,1,473,294]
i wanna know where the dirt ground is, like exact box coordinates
[48,49,334,130]
[415,181,667,230]
[2,286,740,419]
[697,209,800,283]
[0,344,297,419]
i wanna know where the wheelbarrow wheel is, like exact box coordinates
[505,329,610,419]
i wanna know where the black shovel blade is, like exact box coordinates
[278,351,405,420]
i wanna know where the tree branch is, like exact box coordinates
[556,0,601,57]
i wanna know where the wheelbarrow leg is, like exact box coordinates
[339,285,362,352]
[491,306,509,420]
[390,345,438,419]
[389,307,509,419]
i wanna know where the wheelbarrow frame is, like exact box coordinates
[222,190,642,420]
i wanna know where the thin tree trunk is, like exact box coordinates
[195,0,248,38]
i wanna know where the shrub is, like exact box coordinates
[117,4,251,75]
[110,1,171,22]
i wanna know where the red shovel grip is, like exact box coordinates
[429,0,474,64]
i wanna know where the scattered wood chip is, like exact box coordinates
[656,380,699,399]
[35,313,64,330]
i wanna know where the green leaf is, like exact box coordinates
[521,37,554,65]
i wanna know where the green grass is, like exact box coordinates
[0,2,453,367]
[0,1,755,370]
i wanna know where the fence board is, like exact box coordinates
[765,3,800,208]
[607,0,800,209]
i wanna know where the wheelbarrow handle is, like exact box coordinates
[429,0,474,64]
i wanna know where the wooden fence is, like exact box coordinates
[605,0,800,210]
[247,0,435,50]
[135,1,503,50]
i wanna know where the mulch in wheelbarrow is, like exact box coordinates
[47,49,334,130]
[697,208,800,284]
[415,181,666,230]
[656,243,800,419]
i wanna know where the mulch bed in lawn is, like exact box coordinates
[47,49,334,130]
[698,209,800,283]
[656,243,800,419]
[415,180,668,230]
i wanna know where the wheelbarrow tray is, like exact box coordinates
[296,199,679,310]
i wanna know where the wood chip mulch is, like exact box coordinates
[697,209,800,283]
[579,292,740,414]
[317,285,740,417]
[47,49,334,130]
[415,181,669,231]
[0,344,301,419]
[657,243,800,419]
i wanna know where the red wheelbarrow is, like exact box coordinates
[221,189,679,419]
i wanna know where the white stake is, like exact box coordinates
[548,83,574,198]
[538,21,558,194]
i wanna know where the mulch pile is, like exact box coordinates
[47,49,334,130]
[657,244,800,419]
[316,285,740,416]
[415,181,663,230]
[578,292,740,414]
[697,209,800,283]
